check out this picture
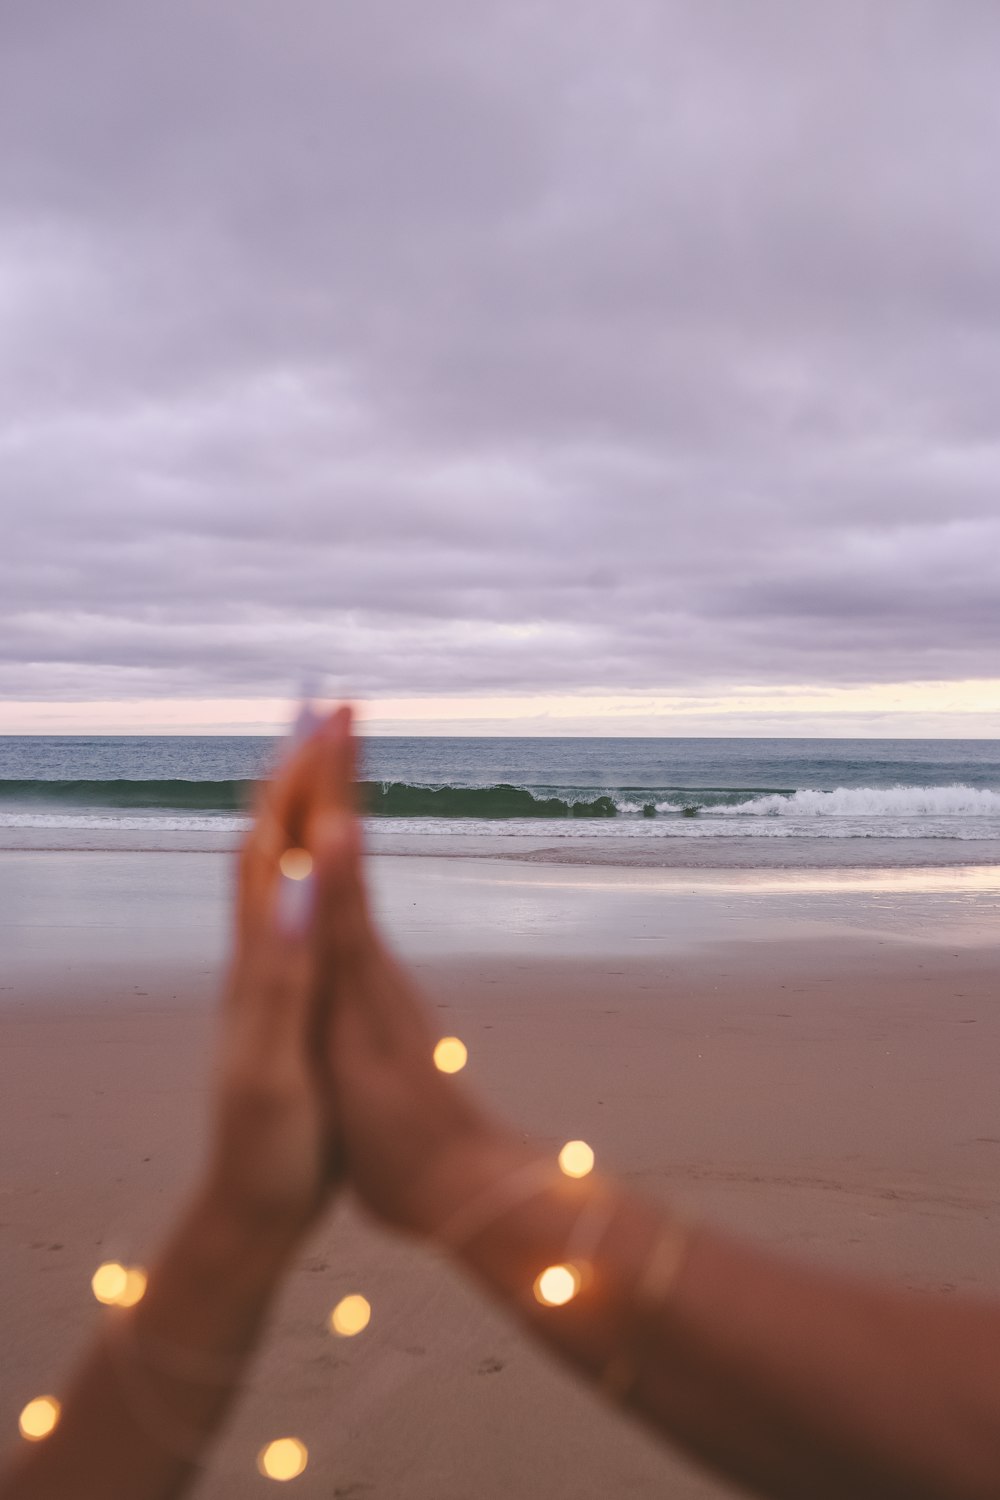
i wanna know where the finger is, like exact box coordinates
[231,911,316,1067]
[235,789,287,939]
[313,809,431,1054]
[313,810,376,979]
[256,721,325,853]
[303,704,357,845]
[235,704,349,944]
[265,702,357,863]
[251,704,357,959]
[304,707,371,975]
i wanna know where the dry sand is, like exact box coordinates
[1,852,999,1498]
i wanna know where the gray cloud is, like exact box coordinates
[2,0,1000,707]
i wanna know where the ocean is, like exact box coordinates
[2,736,1000,868]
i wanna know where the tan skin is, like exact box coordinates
[4,705,1000,1499]
[0,711,351,1500]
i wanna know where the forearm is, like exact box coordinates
[639,1225,1000,1500]
[1,1187,295,1500]
[439,1137,1000,1500]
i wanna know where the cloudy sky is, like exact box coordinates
[3,1,999,734]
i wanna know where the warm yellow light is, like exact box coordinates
[433,1036,468,1074]
[18,1396,61,1442]
[279,847,313,881]
[118,1267,148,1307]
[91,1262,129,1305]
[330,1293,371,1337]
[257,1437,309,1481]
[91,1261,146,1307]
[558,1140,595,1178]
[533,1263,583,1307]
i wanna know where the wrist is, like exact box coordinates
[177,1181,304,1290]
[407,1124,534,1240]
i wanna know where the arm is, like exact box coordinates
[312,709,1000,1500]
[1,710,351,1500]
[2,1196,299,1500]
[428,1139,1000,1500]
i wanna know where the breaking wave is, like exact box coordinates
[711,785,1000,819]
[0,778,619,819]
[0,779,998,833]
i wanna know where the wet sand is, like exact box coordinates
[5,821,1000,873]
[1,853,999,1497]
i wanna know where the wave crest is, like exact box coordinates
[712,785,1000,818]
[361,782,618,818]
[1,779,998,824]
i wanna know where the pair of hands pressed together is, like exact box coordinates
[209,703,507,1260]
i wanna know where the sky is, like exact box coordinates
[2,1,1000,736]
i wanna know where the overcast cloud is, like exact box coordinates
[2,1,1000,715]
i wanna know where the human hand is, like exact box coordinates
[199,710,352,1255]
[310,708,523,1237]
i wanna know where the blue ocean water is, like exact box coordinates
[1,738,1000,855]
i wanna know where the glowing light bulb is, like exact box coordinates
[258,1437,309,1481]
[18,1396,61,1442]
[279,848,313,881]
[533,1263,582,1307]
[91,1261,129,1305]
[558,1140,595,1178]
[433,1036,468,1074]
[330,1293,371,1337]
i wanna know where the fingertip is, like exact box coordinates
[325,703,353,738]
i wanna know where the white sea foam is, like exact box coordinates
[708,785,1000,818]
[0,811,251,833]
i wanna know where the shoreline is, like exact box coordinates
[3,823,1000,872]
[2,851,998,1016]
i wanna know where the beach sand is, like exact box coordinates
[1,853,999,1497]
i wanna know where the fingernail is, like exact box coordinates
[276,871,316,937]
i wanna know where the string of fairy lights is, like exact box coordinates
[14,1026,600,1484]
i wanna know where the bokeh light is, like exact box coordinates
[18,1396,61,1441]
[433,1036,468,1073]
[91,1261,128,1305]
[558,1140,595,1178]
[330,1294,371,1337]
[91,1261,147,1307]
[533,1263,583,1307]
[257,1437,309,1481]
[279,848,313,881]
[118,1267,148,1307]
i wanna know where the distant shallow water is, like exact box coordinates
[4,823,1000,874]
[2,735,999,866]
[2,851,998,997]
